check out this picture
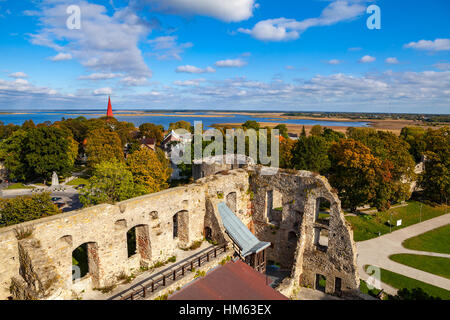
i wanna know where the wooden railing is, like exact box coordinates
[119,243,228,300]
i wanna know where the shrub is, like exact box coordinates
[13,226,34,240]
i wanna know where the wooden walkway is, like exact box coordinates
[109,243,228,300]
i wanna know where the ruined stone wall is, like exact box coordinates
[249,167,359,296]
[0,171,249,300]
[0,167,359,300]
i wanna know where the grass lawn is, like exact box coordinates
[67,177,89,186]
[389,254,450,279]
[359,279,382,298]
[346,201,448,242]
[4,183,35,190]
[402,224,450,254]
[364,265,450,300]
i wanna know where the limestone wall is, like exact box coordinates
[0,166,359,300]
[249,167,359,297]
[0,170,249,300]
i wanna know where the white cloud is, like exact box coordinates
[138,0,257,22]
[326,59,342,65]
[359,55,376,63]
[9,72,28,78]
[285,66,295,70]
[173,79,206,86]
[238,1,365,41]
[215,59,247,68]
[78,73,123,80]
[51,53,72,61]
[385,57,399,64]
[175,65,216,74]
[30,1,152,78]
[93,87,113,95]
[148,36,193,61]
[434,62,450,71]
[404,39,450,51]
[119,76,149,87]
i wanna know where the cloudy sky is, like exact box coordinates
[0,0,449,113]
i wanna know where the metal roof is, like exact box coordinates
[218,202,271,257]
[168,260,288,300]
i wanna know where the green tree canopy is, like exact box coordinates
[0,192,61,227]
[291,136,331,174]
[139,123,164,144]
[85,128,124,168]
[0,126,77,181]
[242,120,260,131]
[328,139,393,211]
[419,127,450,203]
[169,120,192,132]
[80,160,146,206]
[127,148,171,193]
[274,124,289,139]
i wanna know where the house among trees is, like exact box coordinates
[140,137,156,151]
[161,130,192,152]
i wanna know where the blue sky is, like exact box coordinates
[0,0,449,113]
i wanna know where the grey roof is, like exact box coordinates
[218,202,271,257]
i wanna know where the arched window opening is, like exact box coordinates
[226,192,237,213]
[72,242,99,284]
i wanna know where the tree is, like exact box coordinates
[126,148,171,193]
[347,127,416,204]
[0,126,77,181]
[0,192,61,227]
[80,160,146,206]
[291,136,331,174]
[242,120,260,131]
[279,137,295,169]
[310,125,323,136]
[139,123,164,144]
[85,128,124,168]
[400,126,427,162]
[301,126,306,137]
[420,127,450,203]
[274,124,289,139]
[328,139,390,211]
[322,127,345,142]
[389,288,441,300]
[169,121,192,132]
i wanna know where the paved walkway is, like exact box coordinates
[356,214,450,295]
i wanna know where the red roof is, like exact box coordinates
[168,260,288,300]
[107,96,113,117]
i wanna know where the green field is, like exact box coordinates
[67,177,89,186]
[402,224,450,254]
[389,254,450,279]
[346,201,448,242]
[4,183,35,190]
[365,265,450,300]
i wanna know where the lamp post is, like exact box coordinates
[420,203,423,223]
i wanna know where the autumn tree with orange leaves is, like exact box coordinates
[328,139,394,212]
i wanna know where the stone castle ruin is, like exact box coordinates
[0,166,359,300]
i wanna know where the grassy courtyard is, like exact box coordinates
[346,201,448,242]
[66,177,89,186]
[4,183,35,190]
[402,224,450,254]
[365,265,450,300]
[389,254,450,279]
